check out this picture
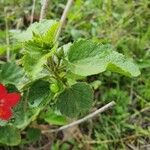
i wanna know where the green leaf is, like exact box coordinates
[12,86,52,130]
[22,40,53,78]
[56,82,93,117]
[67,40,140,77]
[42,109,68,125]
[12,20,59,42]
[0,126,21,146]
[0,62,24,86]
[42,22,59,45]
[28,80,50,108]
[13,107,43,130]
[19,20,59,78]
[26,128,41,142]
[22,23,58,78]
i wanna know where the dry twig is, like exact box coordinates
[39,0,50,21]
[55,0,74,41]
[4,8,10,62]
[30,0,36,24]
[42,101,115,133]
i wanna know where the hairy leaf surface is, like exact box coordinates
[56,82,93,117]
[67,40,140,77]
[28,80,50,108]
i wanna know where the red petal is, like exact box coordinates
[4,93,21,107]
[0,83,7,99]
[0,106,12,120]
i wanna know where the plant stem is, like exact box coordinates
[55,0,74,41]
[4,8,10,62]
[39,0,50,21]
[42,101,116,133]
[30,0,36,24]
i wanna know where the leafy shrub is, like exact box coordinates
[0,19,140,146]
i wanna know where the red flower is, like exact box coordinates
[0,83,21,121]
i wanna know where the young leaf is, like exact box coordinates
[0,62,24,86]
[12,20,59,42]
[0,126,21,146]
[67,40,140,77]
[42,22,59,46]
[56,82,93,117]
[22,21,58,78]
[42,109,67,125]
[22,40,53,78]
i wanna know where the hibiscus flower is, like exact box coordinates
[0,83,21,121]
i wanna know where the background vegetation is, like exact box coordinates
[0,0,150,149]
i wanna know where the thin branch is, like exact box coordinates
[4,8,10,62]
[39,0,50,21]
[30,0,36,24]
[55,0,74,41]
[42,101,116,133]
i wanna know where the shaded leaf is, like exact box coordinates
[0,126,21,146]
[56,82,93,117]
[28,80,50,108]
[26,128,41,142]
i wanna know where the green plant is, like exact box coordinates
[0,18,140,146]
